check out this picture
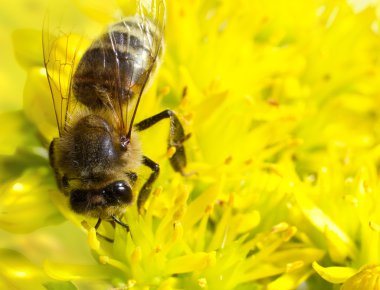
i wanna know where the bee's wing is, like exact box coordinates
[106,0,166,140]
[43,0,166,139]
[42,14,87,137]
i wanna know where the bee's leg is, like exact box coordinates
[93,218,114,243]
[49,138,69,192]
[95,218,102,229]
[111,215,130,232]
[137,156,160,213]
[134,110,187,174]
[48,138,58,168]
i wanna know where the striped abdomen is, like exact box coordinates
[73,16,163,109]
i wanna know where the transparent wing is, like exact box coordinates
[126,0,166,138]
[42,14,88,137]
[102,0,167,141]
[42,0,166,142]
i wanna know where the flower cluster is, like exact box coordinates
[2,0,380,289]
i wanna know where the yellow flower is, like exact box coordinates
[287,0,380,288]
[4,0,380,289]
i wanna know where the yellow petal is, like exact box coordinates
[0,167,63,233]
[12,29,43,69]
[312,261,357,284]
[44,260,116,281]
[165,252,216,274]
[0,248,48,290]
[341,264,380,290]
[295,187,356,262]
[0,111,40,156]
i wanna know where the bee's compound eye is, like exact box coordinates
[106,181,133,205]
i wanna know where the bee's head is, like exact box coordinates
[69,180,133,217]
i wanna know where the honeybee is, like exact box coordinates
[43,0,187,235]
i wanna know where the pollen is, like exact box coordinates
[205,204,213,214]
[99,256,109,265]
[159,85,171,96]
[166,146,176,158]
[198,278,207,288]
[131,246,142,264]
[154,245,162,253]
[286,261,305,273]
[153,186,163,197]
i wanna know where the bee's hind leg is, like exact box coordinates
[134,110,188,175]
[137,156,160,213]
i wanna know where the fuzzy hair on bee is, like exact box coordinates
[43,0,188,236]
[49,108,142,218]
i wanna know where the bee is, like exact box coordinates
[43,0,187,235]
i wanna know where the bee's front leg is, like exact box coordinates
[93,218,114,243]
[137,156,160,213]
[111,215,130,232]
[134,109,188,174]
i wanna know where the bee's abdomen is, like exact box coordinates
[73,16,163,109]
